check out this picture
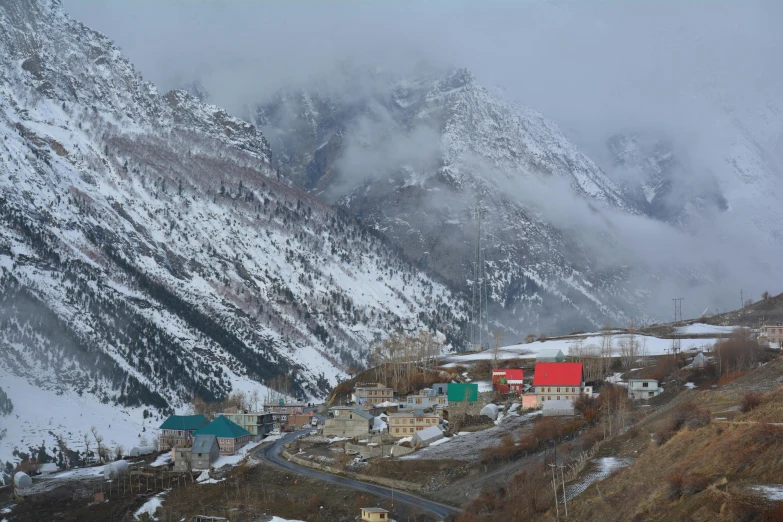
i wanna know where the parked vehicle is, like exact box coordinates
[309,429,318,435]
[268,429,281,436]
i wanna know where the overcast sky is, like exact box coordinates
[62,0,783,317]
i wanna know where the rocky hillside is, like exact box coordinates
[254,69,650,338]
[0,0,468,466]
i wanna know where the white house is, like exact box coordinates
[411,425,444,447]
[627,379,663,400]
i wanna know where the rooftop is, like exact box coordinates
[362,507,389,513]
[533,362,583,386]
[159,414,210,431]
[194,416,251,439]
[191,434,218,452]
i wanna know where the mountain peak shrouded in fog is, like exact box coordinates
[0,0,465,466]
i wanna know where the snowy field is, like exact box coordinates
[445,328,724,366]
[675,323,737,336]
[0,374,155,471]
[564,457,635,502]
[752,485,783,501]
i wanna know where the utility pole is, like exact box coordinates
[549,463,560,521]
[741,289,744,309]
[470,200,489,351]
[560,464,568,518]
[672,298,684,323]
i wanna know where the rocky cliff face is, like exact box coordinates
[255,69,649,337]
[0,0,467,467]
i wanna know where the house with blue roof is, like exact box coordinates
[194,416,253,455]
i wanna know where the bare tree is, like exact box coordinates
[618,318,639,369]
[249,389,260,411]
[491,329,504,369]
[83,432,91,463]
[56,435,70,470]
[600,324,614,377]
[90,426,105,463]
[114,445,125,461]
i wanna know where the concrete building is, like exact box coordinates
[322,408,373,438]
[361,507,390,522]
[533,362,592,405]
[522,394,538,409]
[193,416,253,455]
[401,387,448,409]
[759,324,783,347]
[159,415,210,450]
[388,411,440,438]
[411,425,444,447]
[218,409,275,439]
[537,348,566,362]
[286,412,313,428]
[628,379,663,400]
[353,383,395,405]
[173,434,220,472]
[263,400,306,423]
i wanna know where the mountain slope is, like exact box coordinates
[0,0,466,468]
[255,69,646,338]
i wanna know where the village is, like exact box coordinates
[3,320,783,521]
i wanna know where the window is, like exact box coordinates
[557,388,560,392]
[548,387,551,392]
[380,514,386,519]
[557,396,560,400]
[548,396,551,400]
[416,398,422,404]
[643,382,649,388]
[198,453,202,457]
[649,392,654,397]
[395,428,399,433]
[439,398,445,404]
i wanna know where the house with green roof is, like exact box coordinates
[194,416,253,455]
[159,414,210,450]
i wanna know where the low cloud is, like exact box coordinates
[62,0,783,319]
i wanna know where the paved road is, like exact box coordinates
[256,430,461,521]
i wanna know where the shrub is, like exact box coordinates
[681,473,709,496]
[665,470,684,499]
[762,503,783,522]
[579,427,602,451]
[740,391,765,413]
[532,418,561,443]
[750,423,783,444]
[655,403,711,445]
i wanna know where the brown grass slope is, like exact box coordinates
[701,292,783,328]
[557,380,783,521]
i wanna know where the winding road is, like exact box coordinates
[255,430,461,520]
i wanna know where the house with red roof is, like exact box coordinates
[491,368,525,394]
[533,362,592,409]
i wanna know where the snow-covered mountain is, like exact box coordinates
[0,0,466,470]
[254,69,649,337]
